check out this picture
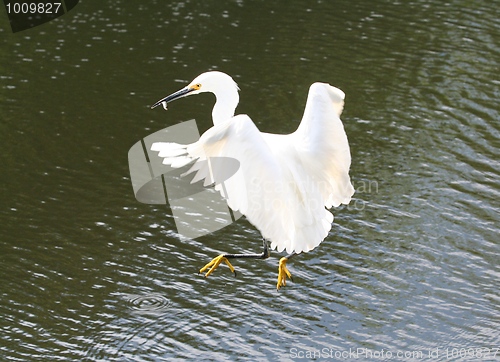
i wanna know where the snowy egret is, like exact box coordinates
[151,71,354,290]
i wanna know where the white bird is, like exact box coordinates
[150,71,354,289]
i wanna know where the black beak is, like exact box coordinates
[150,87,195,110]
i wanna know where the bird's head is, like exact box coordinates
[151,71,239,110]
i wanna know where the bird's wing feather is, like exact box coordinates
[290,82,355,208]
[186,116,293,248]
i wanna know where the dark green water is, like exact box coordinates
[1,1,499,360]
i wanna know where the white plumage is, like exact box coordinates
[151,71,354,255]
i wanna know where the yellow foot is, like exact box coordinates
[277,256,293,290]
[199,254,236,278]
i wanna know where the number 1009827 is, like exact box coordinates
[5,3,63,14]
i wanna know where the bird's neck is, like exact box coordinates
[212,88,239,124]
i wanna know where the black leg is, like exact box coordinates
[222,238,270,260]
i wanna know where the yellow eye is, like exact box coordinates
[191,83,202,90]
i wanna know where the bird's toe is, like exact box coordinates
[199,255,236,278]
[276,256,293,290]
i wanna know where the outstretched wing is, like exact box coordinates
[290,82,354,208]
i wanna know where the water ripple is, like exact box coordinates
[123,293,173,314]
